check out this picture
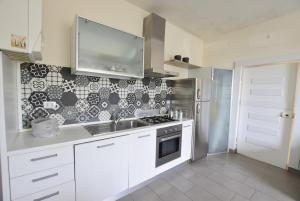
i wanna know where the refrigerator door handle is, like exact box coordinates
[197,89,201,100]
[196,103,201,114]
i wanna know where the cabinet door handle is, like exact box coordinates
[97,143,115,149]
[32,173,58,183]
[138,134,150,139]
[184,125,191,128]
[30,154,58,162]
[33,191,59,201]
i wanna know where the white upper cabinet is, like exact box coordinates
[0,0,43,61]
[71,16,144,79]
[129,130,156,188]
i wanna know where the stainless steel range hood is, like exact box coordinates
[143,14,178,78]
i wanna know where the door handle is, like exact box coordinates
[196,103,201,114]
[279,112,294,119]
[30,154,58,162]
[33,191,59,201]
[97,143,115,149]
[32,173,58,183]
[138,134,151,139]
[197,89,201,99]
[159,134,181,142]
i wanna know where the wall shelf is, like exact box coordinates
[164,59,202,69]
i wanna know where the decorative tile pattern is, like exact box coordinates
[27,63,49,78]
[62,80,76,92]
[28,92,49,107]
[49,114,65,125]
[20,63,174,128]
[20,64,32,84]
[87,93,100,105]
[46,71,63,86]
[75,99,90,113]
[87,105,101,118]
[29,78,48,91]
[46,85,64,100]
[30,107,49,119]
[98,111,111,121]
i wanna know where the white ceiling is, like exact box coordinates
[126,0,300,39]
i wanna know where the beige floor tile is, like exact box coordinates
[231,195,250,201]
[250,191,278,201]
[118,154,300,201]
[185,185,220,201]
[209,172,255,199]
[130,187,162,201]
[147,177,172,195]
[159,187,192,201]
[189,174,235,201]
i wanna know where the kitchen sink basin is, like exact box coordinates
[84,120,150,136]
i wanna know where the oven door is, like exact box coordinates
[156,132,182,167]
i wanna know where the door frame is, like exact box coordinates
[228,54,300,163]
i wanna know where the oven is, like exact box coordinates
[156,124,182,167]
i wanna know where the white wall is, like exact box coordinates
[0,52,19,201]
[229,62,300,169]
[203,10,300,68]
[41,0,204,75]
[203,10,300,168]
[289,63,300,170]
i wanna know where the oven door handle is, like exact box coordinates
[159,134,181,142]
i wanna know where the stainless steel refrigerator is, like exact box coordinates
[172,77,212,160]
[172,69,233,161]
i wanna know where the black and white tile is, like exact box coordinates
[20,63,174,129]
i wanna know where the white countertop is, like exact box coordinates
[7,119,193,156]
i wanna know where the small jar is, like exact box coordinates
[179,110,183,121]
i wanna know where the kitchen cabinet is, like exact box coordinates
[71,16,144,79]
[0,0,43,61]
[129,130,156,188]
[9,146,74,178]
[75,136,129,201]
[181,121,193,161]
[8,146,75,201]
[14,182,75,201]
[10,164,74,200]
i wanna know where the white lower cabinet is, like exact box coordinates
[129,130,156,188]
[181,121,193,161]
[14,181,75,201]
[8,145,75,201]
[10,164,74,200]
[9,121,193,201]
[75,136,129,201]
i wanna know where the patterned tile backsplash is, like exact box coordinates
[20,63,174,129]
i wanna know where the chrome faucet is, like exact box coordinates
[112,109,122,126]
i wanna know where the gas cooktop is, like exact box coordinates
[140,116,177,124]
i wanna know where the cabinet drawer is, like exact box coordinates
[14,181,75,201]
[9,146,74,178]
[10,164,74,200]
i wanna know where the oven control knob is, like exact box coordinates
[164,130,168,134]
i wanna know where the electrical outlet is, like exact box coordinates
[43,101,59,110]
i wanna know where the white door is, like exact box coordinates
[75,136,129,201]
[237,63,298,169]
[129,130,156,188]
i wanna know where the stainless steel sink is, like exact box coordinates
[84,120,150,136]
